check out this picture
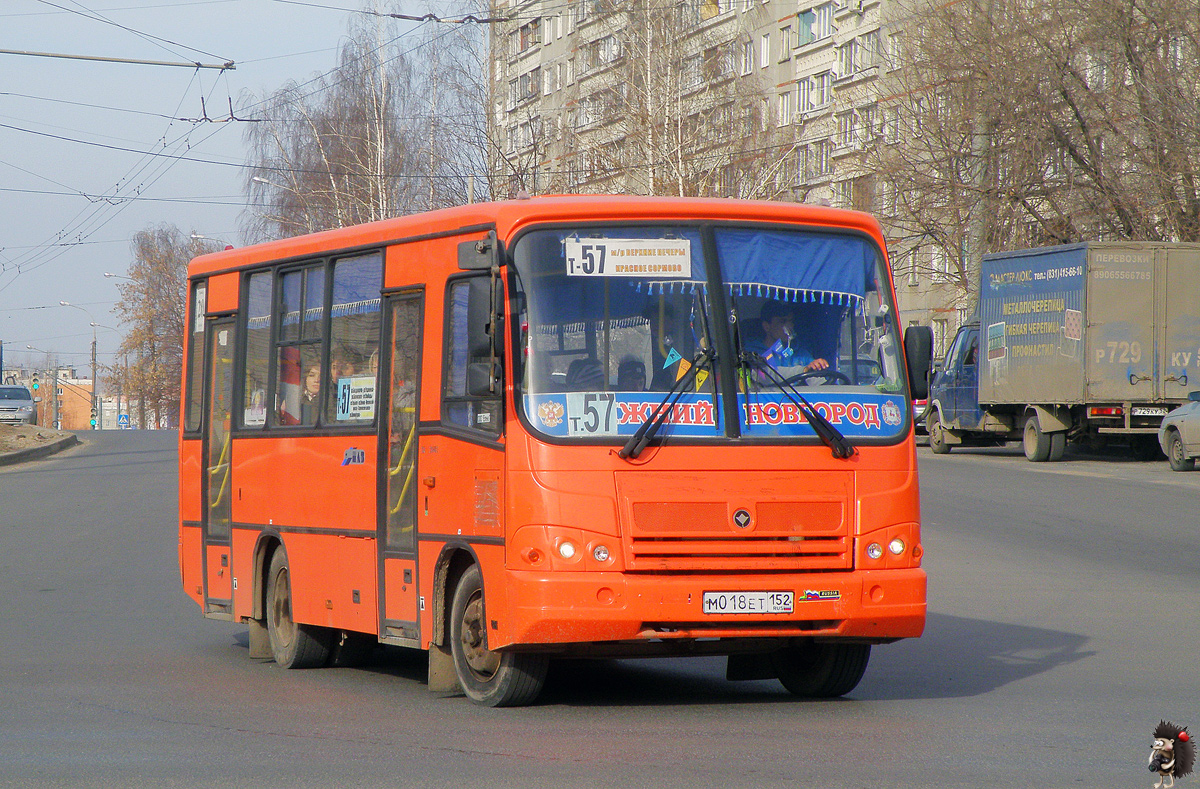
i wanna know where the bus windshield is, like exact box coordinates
[512,223,909,443]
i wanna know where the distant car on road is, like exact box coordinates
[0,385,37,426]
[1158,392,1200,471]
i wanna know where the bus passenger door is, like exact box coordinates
[378,292,423,644]
[202,317,236,615]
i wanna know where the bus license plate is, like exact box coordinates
[1132,406,1168,416]
[703,591,794,615]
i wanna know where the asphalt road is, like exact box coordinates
[1,432,1196,788]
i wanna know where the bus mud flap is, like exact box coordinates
[248,618,272,659]
[427,643,462,695]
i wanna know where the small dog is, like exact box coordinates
[1150,721,1194,789]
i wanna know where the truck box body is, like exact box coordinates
[979,242,1200,407]
[929,242,1200,460]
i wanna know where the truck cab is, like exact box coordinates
[927,323,988,453]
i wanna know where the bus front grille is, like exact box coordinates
[624,500,852,572]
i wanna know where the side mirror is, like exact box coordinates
[1189,391,1200,402]
[904,325,933,400]
[458,231,499,270]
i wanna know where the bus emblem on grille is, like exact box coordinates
[732,509,752,529]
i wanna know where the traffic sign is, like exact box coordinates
[117,414,130,429]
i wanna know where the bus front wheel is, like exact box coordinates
[771,641,870,698]
[265,550,333,669]
[449,565,548,707]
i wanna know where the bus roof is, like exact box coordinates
[187,195,885,278]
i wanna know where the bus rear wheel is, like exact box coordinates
[265,550,333,669]
[771,641,870,698]
[449,565,548,707]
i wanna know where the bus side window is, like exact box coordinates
[184,280,207,433]
[444,275,502,434]
[324,252,383,425]
[273,265,325,427]
[241,271,272,428]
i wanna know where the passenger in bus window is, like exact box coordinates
[617,357,647,391]
[302,364,321,423]
[330,351,356,383]
[747,300,828,373]
[565,357,605,390]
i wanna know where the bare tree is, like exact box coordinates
[111,225,220,428]
[243,8,424,240]
[874,0,1200,305]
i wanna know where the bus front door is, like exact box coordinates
[202,317,236,616]
[378,292,423,644]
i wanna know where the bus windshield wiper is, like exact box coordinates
[619,346,715,460]
[741,351,856,460]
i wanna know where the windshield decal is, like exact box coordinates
[565,238,692,279]
[525,392,906,439]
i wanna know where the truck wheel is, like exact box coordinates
[266,549,333,668]
[928,411,951,454]
[1023,416,1051,462]
[1167,431,1195,471]
[1048,431,1066,462]
[450,565,548,707]
[771,642,870,698]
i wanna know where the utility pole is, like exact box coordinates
[90,333,98,429]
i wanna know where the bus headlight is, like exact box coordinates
[510,525,623,571]
[866,542,884,560]
[888,538,906,555]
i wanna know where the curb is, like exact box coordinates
[0,433,80,467]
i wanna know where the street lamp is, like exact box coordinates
[60,301,99,429]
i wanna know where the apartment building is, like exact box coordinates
[490,0,957,347]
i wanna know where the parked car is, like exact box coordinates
[1158,392,1200,471]
[913,398,928,435]
[0,385,37,425]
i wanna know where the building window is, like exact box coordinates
[834,179,852,207]
[931,245,952,281]
[778,91,793,125]
[887,31,903,69]
[814,3,833,38]
[813,138,830,175]
[797,77,811,112]
[813,71,831,106]
[760,33,770,69]
[518,19,541,52]
[836,110,857,147]
[778,26,793,61]
[797,9,815,46]
[741,40,753,75]
[837,39,857,78]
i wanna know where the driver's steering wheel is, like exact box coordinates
[782,368,852,386]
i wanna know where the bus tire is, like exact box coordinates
[449,565,548,707]
[1167,431,1195,471]
[927,411,951,454]
[1023,416,1051,462]
[265,550,333,669]
[771,642,870,698]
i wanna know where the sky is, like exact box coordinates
[0,0,431,376]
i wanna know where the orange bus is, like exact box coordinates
[179,195,932,706]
